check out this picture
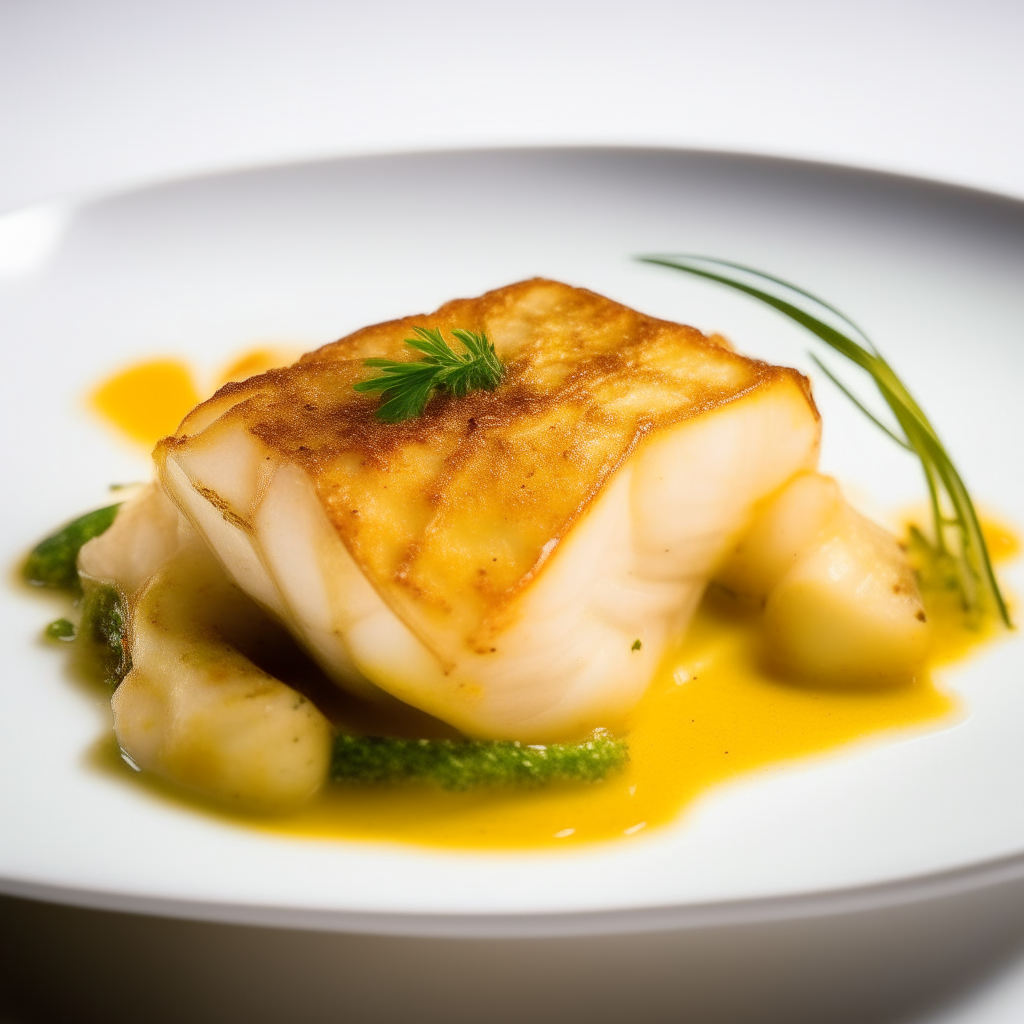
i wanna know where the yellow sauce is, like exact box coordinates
[91,359,201,447]
[216,347,302,385]
[89,349,300,448]
[86,355,1013,850]
[256,591,957,849]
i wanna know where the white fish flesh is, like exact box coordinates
[153,279,821,740]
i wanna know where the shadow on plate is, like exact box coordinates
[5,876,1024,1024]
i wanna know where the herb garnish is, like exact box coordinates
[353,326,504,423]
[638,254,1010,627]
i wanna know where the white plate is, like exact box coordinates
[2,149,1023,938]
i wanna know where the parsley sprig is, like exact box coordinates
[353,326,504,423]
[639,254,1010,627]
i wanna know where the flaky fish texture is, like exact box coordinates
[156,279,820,740]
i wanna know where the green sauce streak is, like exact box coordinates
[331,732,628,790]
[79,582,131,687]
[23,505,121,593]
[44,618,76,641]
[26,504,129,685]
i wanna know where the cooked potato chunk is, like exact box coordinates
[718,472,929,683]
[78,483,183,597]
[716,472,845,599]
[763,508,928,683]
[111,543,332,809]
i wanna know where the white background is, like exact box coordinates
[3,2,1024,1021]
[3,0,1024,213]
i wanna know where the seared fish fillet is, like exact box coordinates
[157,279,820,740]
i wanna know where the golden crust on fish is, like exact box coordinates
[158,279,817,668]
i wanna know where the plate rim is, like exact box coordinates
[21,142,1024,225]
[6,846,1024,938]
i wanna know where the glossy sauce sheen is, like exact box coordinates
[90,356,1011,850]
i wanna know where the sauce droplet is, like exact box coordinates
[91,359,200,447]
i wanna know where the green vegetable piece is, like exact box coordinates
[23,504,121,592]
[631,639,642,651]
[44,618,76,642]
[638,254,1011,628]
[331,731,628,790]
[353,326,505,423]
[79,582,131,687]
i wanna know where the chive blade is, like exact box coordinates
[809,354,913,451]
[638,254,1010,628]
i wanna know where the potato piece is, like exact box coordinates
[112,543,332,809]
[78,482,184,598]
[716,472,844,599]
[764,508,928,683]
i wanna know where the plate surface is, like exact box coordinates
[2,149,1024,937]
